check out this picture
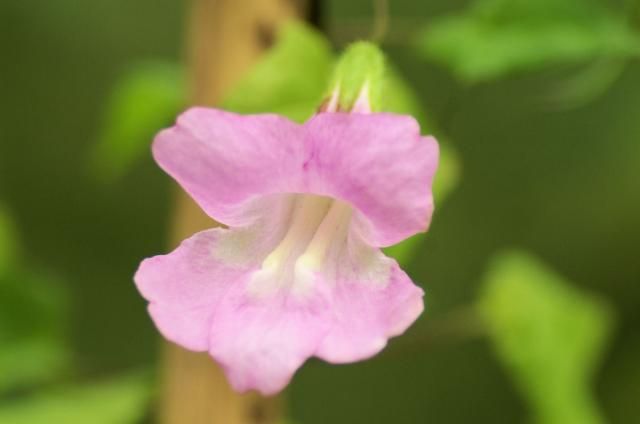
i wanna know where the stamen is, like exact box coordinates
[295,200,351,274]
[261,195,332,271]
[252,195,353,297]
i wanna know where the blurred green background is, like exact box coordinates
[1,0,638,423]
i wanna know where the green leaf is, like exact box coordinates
[479,250,614,424]
[0,338,68,394]
[0,372,152,424]
[418,0,640,82]
[0,208,69,393]
[222,21,333,122]
[382,234,423,266]
[433,143,461,204]
[328,42,385,111]
[0,270,69,393]
[0,270,66,343]
[549,58,627,109]
[93,62,185,180]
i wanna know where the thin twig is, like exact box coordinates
[370,0,390,43]
[382,305,487,359]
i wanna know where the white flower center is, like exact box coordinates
[249,194,352,297]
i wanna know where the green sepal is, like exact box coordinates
[328,42,385,111]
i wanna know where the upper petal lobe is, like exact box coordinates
[301,113,439,246]
[153,108,305,226]
[208,282,331,395]
[153,108,439,244]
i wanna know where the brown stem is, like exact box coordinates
[158,1,309,423]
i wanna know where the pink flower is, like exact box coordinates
[134,106,439,394]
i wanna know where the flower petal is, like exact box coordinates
[302,113,439,246]
[135,194,333,394]
[314,234,425,363]
[208,283,331,395]
[134,195,294,351]
[154,108,438,244]
[153,108,305,226]
[143,108,437,393]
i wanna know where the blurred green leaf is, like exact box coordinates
[0,338,68,394]
[0,270,66,343]
[419,0,640,82]
[433,144,461,205]
[328,41,385,111]
[0,372,152,424]
[0,270,69,393]
[549,58,627,109]
[381,68,461,266]
[222,21,333,122]
[93,62,185,180]
[383,234,423,266]
[0,205,17,276]
[479,250,614,424]
[382,144,461,266]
